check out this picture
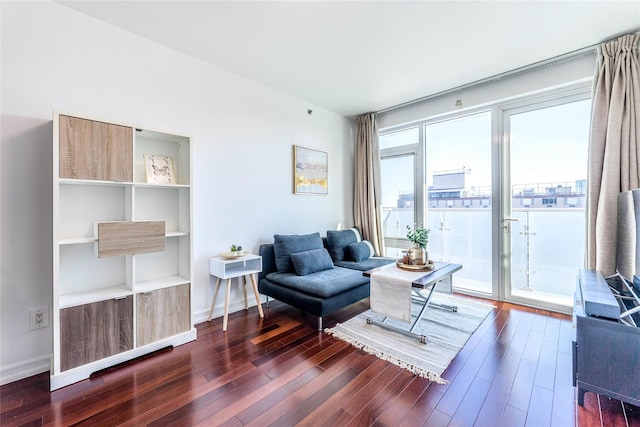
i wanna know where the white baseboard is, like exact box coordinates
[0,354,51,386]
[193,297,265,325]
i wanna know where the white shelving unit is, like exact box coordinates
[51,112,196,390]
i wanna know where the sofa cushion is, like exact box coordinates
[348,240,375,262]
[290,248,335,276]
[326,228,361,261]
[273,233,324,273]
[266,267,369,298]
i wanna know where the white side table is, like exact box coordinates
[208,253,264,331]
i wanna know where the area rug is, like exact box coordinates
[325,293,494,384]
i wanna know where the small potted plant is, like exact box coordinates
[406,224,429,265]
[230,244,244,256]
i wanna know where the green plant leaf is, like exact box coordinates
[406,224,429,248]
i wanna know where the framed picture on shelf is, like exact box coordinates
[293,145,328,195]
[144,154,176,184]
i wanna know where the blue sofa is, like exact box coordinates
[258,229,395,330]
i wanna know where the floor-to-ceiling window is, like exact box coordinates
[425,112,493,294]
[379,83,591,312]
[379,127,423,258]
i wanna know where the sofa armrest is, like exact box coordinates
[258,243,277,281]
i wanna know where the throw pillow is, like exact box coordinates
[326,228,362,261]
[348,240,375,263]
[273,233,324,273]
[290,248,335,276]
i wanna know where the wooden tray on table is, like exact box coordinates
[395,260,434,272]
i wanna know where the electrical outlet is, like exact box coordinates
[29,306,49,330]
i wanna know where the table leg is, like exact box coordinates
[367,316,428,344]
[409,285,438,334]
[428,301,459,312]
[249,273,264,318]
[223,279,231,331]
[367,279,459,344]
[207,277,222,321]
[242,276,248,310]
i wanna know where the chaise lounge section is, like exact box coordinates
[258,230,394,330]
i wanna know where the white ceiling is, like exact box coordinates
[59,1,639,117]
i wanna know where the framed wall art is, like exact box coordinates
[293,145,328,195]
[144,154,176,184]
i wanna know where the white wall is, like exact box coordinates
[0,1,355,384]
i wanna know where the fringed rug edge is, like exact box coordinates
[324,326,448,384]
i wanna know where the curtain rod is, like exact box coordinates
[375,44,597,116]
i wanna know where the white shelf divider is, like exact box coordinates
[59,285,132,309]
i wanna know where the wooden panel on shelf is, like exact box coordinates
[59,115,133,182]
[136,283,190,347]
[59,296,133,371]
[97,220,165,258]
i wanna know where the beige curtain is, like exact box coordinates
[354,113,384,255]
[587,33,640,275]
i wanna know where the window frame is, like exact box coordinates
[379,125,424,252]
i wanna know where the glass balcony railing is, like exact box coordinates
[382,206,585,301]
[509,209,585,298]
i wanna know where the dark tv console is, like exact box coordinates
[573,269,640,406]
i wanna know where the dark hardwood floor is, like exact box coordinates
[2,296,639,426]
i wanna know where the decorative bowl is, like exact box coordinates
[221,250,247,259]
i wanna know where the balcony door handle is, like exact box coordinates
[503,217,519,231]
